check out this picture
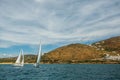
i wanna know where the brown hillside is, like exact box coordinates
[92,36,120,54]
[42,44,105,63]
[0,54,37,63]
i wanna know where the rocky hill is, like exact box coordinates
[92,36,120,55]
[41,36,120,64]
[41,44,106,63]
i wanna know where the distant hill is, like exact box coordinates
[41,44,106,63]
[0,54,37,63]
[92,36,120,55]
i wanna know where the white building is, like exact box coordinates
[104,54,120,61]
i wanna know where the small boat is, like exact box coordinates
[13,49,24,67]
[34,42,42,68]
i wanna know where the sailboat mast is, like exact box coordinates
[21,49,24,65]
[36,42,42,64]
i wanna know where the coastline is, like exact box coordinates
[0,62,120,64]
[0,63,34,64]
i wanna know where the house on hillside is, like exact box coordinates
[104,54,120,61]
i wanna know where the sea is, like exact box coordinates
[0,64,120,80]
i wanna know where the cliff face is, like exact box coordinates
[42,44,105,63]
[92,36,120,54]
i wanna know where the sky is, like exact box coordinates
[0,0,120,58]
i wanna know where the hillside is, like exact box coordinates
[92,36,120,55]
[0,54,37,63]
[0,36,120,64]
[41,44,106,63]
[41,36,120,64]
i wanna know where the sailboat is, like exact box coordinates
[13,49,24,67]
[34,42,42,68]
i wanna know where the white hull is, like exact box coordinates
[34,63,39,68]
[13,64,24,67]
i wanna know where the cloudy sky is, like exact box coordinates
[0,0,120,57]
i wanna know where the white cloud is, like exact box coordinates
[0,0,120,48]
[35,0,45,3]
[0,53,16,58]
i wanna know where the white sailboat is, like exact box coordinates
[34,42,42,68]
[13,49,24,67]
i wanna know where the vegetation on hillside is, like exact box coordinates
[92,36,120,55]
[0,36,120,64]
[41,44,106,63]
[0,55,37,63]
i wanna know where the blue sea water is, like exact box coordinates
[0,64,120,80]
